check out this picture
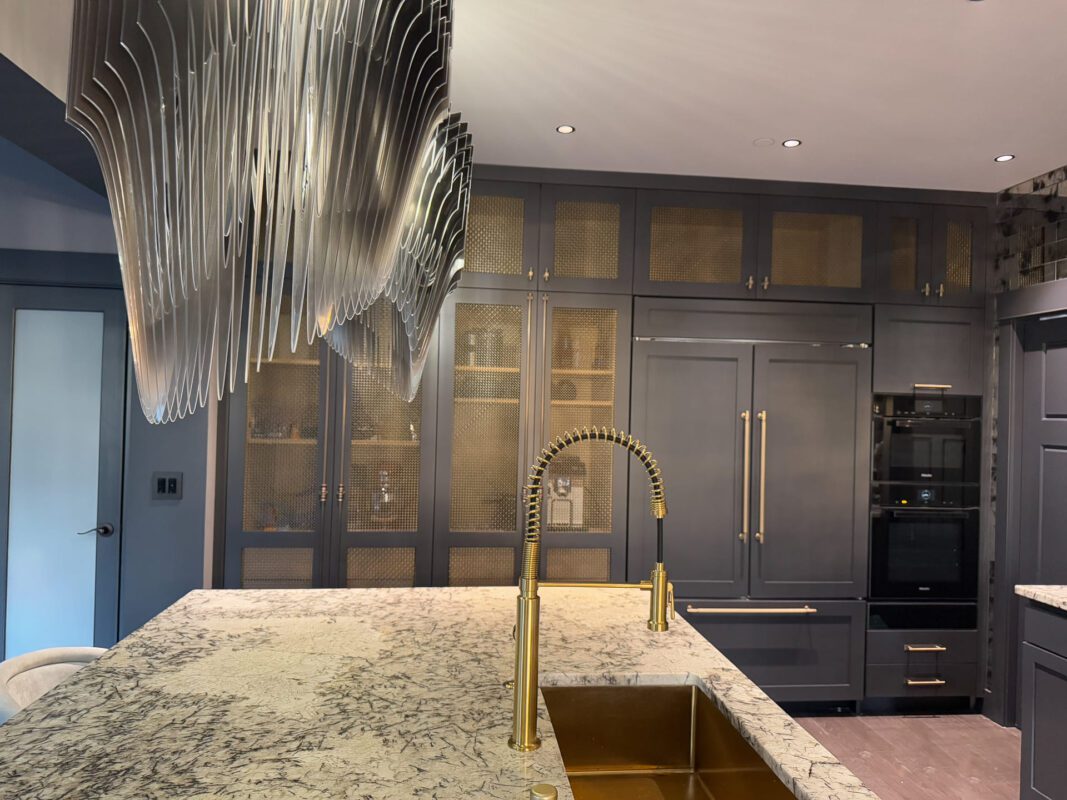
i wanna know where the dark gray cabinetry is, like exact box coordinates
[633,190,759,299]
[628,340,751,597]
[932,206,988,308]
[433,288,632,586]
[630,298,871,600]
[750,345,871,598]
[757,197,877,303]
[459,180,541,290]
[679,600,866,702]
[875,203,934,304]
[873,304,986,395]
[1021,603,1067,800]
[865,629,978,699]
[538,184,635,294]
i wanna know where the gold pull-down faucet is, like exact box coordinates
[509,426,671,752]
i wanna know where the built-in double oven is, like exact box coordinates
[870,395,981,602]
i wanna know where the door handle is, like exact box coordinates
[76,524,114,537]
[746,275,755,291]
[756,410,767,544]
[937,282,945,298]
[921,282,931,297]
[740,410,751,542]
[761,276,770,291]
[906,678,946,687]
[686,605,817,615]
[905,644,947,653]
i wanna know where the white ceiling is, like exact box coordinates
[5,1,1066,193]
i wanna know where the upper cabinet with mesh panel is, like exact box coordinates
[459,180,542,290]
[537,185,635,293]
[757,197,877,302]
[634,190,760,299]
[931,206,988,307]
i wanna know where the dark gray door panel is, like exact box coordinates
[750,344,871,598]
[629,341,751,596]
[872,304,985,395]
[1021,642,1067,800]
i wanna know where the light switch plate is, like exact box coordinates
[152,471,183,500]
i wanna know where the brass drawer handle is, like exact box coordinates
[913,383,952,391]
[740,410,751,542]
[905,644,947,653]
[906,678,946,687]
[686,605,817,615]
[756,410,767,544]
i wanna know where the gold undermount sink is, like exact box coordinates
[541,685,793,800]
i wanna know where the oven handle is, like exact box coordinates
[881,508,974,520]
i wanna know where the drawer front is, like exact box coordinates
[865,662,978,699]
[1024,603,1067,660]
[866,629,977,665]
[679,599,865,702]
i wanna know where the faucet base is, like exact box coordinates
[647,620,669,632]
[508,736,542,752]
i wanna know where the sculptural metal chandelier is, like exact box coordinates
[67,0,471,423]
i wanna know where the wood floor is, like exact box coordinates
[795,713,1020,800]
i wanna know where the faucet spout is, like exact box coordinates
[509,427,669,752]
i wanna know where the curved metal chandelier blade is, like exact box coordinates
[66,0,470,423]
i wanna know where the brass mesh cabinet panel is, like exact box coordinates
[543,307,618,534]
[546,548,610,582]
[771,211,863,288]
[242,306,322,533]
[346,547,416,588]
[945,219,973,291]
[242,547,314,588]
[650,206,743,284]
[889,217,919,292]
[449,302,524,532]
[347,370,422,533]
[465,195,525,277]
[449,547,515,586]
[552,200,619,280]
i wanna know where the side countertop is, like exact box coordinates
[1016,585,1067,613]
[0,587,880,800]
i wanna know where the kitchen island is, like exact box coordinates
[0,587,879,799]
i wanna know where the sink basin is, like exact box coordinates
[541,685,793,800]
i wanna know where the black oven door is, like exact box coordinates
[873,418,980,484]
[870,508,979,600]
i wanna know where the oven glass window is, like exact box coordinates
[886,519,964,585]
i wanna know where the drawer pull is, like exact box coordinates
[906,678,946,687]
[905,644,947,653]
[685,605,817,615]
[913,383,952,391]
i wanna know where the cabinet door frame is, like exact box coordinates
[432,287,538,586]
[628,340,751,596]
[931,205,989,308]
[538,184,635,294]
[633,190,759,299]
[327,344,440,589]
[749,343,871,598]
[874,202,934,305]
[1020,641,1067,800]
[458,180,541,291]
[534,292,633,582]
[756,195,877,303]
[872,303,986,395]
[223,339,338,589]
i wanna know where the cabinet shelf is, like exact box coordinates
[455,365,520,374]
[550,399,614,408]
[351,439,420,447]
[552,368,614,377]
[259,358,319,367]
[455,397,520,405]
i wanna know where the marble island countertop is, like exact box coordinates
[1016,585,1067,613]
[0,587,880,800]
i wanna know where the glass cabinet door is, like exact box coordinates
[224,301,332,589]
[433,288,536,586]
[334,349,437,589]
[534,293,632,583]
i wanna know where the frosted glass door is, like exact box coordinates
[0,289,126,659]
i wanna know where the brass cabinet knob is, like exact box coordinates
[528,269,534,280]
[529,785,558,800]
[762,276,770,290]
[746,275,755,291]
[543,270,550,282]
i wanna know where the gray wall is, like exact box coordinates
[0,136,212,636]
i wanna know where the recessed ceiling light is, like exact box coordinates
[994,154,1015,163]
[555,124,575,135]
[782,139,802,148]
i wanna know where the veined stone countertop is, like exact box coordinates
[0,588,880,800]
[1016,585,1067,613]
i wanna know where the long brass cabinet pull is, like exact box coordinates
[756,410,767,544]
[905,644,947,653]
[913,383,952,391]
[906,678,946,687]
[740,410,751,542]
[686,605,817,615]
